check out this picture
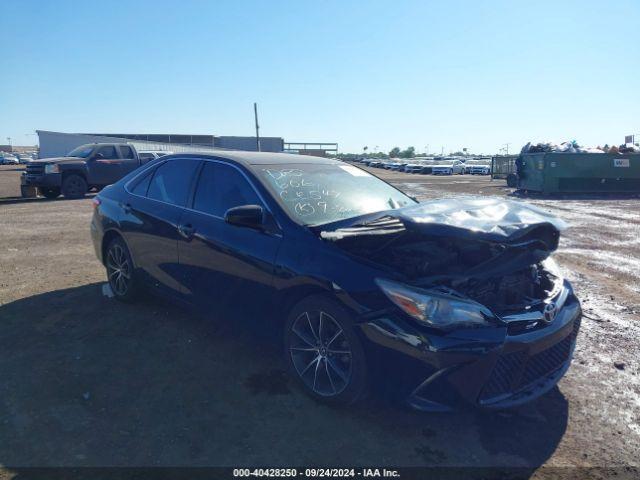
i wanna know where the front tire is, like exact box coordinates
[284,295,368,405]
[105,237,139,302]
[61,174,88,199]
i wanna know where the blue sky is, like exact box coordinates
[1,0,639,154]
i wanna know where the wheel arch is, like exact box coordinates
[61,169,87,181]
[101,229,135,268]
[277,284,332,323]
[275,282,364,329]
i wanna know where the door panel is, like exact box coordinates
[89,146,122,185]
[178,210,281,316]
[121,195,185,298]
[177,160,282,317]
[118,145,140,176]
[120,158,201,299]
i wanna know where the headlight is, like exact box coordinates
[44,164,60,174]
[542,257,563,279]
[375,278,495,329]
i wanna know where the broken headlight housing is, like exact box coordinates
[375,278,495,329]
[541,257,562,279]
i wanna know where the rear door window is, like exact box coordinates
[119,145,135,159]
[147,159,200,206]
[193,162,261,217]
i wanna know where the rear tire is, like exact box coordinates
[105,237,140,303]
[62,174,88,199]
[284,295,368,405]
[39,187,60,199]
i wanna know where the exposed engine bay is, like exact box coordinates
[317,198,566,314]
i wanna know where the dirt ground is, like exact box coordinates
[0,164,638,476]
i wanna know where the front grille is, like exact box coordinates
[481,351,526,399]
[480,317,581,402]
[519,333,574,386]
[26,164,45,175]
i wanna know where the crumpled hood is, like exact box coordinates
[318,197,567,282]
[321,197,566,244]
[388,197,566,242]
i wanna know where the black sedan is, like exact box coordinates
[91,152,581,410]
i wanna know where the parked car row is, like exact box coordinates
[352,157,492,175]
[464,159,493,175]
[0,154,19,165]
[1,152,38,164]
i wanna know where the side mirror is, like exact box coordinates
[224,204,265,230]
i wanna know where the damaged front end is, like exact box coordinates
[318,197,567,319]
[317,197,581,410]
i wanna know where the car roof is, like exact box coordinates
[167,151,341,166]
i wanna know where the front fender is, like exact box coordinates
[59,162,89,178]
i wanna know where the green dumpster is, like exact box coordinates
[515,153,640,193]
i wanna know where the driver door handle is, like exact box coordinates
[177,223,196,240]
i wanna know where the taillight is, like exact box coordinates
[92,197,101,210]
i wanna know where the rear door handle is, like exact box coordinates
[121,202,132,214]
[178,223,195,240]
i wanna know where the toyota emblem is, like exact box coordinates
[543,302,558,323]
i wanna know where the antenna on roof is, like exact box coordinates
[254,103,261,152]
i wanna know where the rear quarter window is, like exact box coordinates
[131,169,153,196]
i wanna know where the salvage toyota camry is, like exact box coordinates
[90,152,581,410]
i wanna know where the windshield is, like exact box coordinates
[257,163,417,226]
[66,145,94,158]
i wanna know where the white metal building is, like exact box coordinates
[36,131,286,159]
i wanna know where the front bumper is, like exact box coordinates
[21,172,62,188]
[359,283,581,411]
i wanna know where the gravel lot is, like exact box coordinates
[0,164,638,476]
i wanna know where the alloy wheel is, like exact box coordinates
[289,311,352,397]
[66,178,83,196]
[106,244,131,296]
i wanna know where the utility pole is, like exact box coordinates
[253,102,261,152]
[503,143,511,155]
